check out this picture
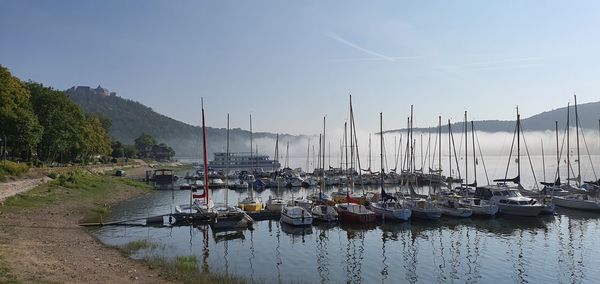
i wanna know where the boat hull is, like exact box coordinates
[411,208,442,220]
[497,204,544,217]
[280,213,313,226]
[440,207,472,218]
[337,211,376,223]
[554,197,600,211]
[239,203,263,212]
[370,204,411,221]
[469,205,499,217]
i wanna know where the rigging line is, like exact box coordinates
[579,122,598,180]
[555,120,569,181]
[474,126,490,185]
[423,131,431,171]
[351,110,365,192]
[394,135,402,171]
[450,124,463,180]
[503,121,519,180]
[520,126,539,190]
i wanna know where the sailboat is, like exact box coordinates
[266,134,285,212]
[369,113,411,221]
[211,113,254,230]
[176,98,215,215]
[555,96,600,210]
[311,116,338,222]
[238,114,263,212]
[475,109,544,217]
[397,106,442,220]
[335,97,376,223]
[539,121,570,196]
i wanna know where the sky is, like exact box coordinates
[2,0,600,136]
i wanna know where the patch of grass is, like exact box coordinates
[81,206,110,224]
[0,161,30,181]
[1,171,152,214]
[117,240,157,257]
[144,255,245,284]
[174,255,198,273]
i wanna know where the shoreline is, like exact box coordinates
[0,165,174,283]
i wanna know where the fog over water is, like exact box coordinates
[178,129,600,189]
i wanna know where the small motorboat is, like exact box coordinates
[280,206,313,226]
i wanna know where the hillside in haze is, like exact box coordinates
[387,101,600,134]
[66,86,298,158]
[66,86,599,158]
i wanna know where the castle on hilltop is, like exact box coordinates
[65,85,116,97]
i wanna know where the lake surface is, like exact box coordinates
[94,177,600,283]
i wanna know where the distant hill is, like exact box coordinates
[65,86,298,158]
[386,101,600,134]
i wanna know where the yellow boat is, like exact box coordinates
[239,196,263,212]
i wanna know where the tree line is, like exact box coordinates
[0,65,175,165]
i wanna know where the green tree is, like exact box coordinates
[26,81,86,163]
[150,143,176,161]
[134,133,156,158]
[0,65,42,160]
[111,140,137,158]
[81,114,112,161]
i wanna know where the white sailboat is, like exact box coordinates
[369,112,411,221]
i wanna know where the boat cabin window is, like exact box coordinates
[493,191,503,196]
[518,201,530,205]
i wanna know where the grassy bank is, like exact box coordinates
[119,240,245,284]
[1,171,246,283]
[1,171,152,222]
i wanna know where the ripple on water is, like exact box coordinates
[94,188,600,283]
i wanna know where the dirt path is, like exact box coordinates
[0,177,52,203]
[0,176,171,283]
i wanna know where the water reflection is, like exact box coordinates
[93,188,600,283]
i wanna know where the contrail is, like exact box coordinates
[327,33,396,61]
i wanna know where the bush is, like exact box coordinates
[0,161,30,180]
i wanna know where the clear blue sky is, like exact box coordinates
[2,0,600,135]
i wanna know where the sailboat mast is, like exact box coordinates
[438,116,442,172]
[201,98,210,203]
[349,95,354,192]
[344,122,348,192]
[575,95,581,186]
[464,111,468,185]
[448,119,452,181]
[410,105,414,173]
[250,114,253,174]
[555,121,560,181]
[322,116,326,195]
[517,108,521,184]
[317,142,321,172]
[306,138,310,173]
[274,133,279,173]
[369,133,372,170]
[225,114,230,206]
[471,121,477,185]
[380,112,384,196]
[567,103,571,186]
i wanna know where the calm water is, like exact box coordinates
[94,177,600,283]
